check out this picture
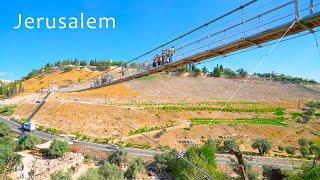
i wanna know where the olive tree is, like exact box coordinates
[18,134,41,150]
[251,138,272,156]
[48,139,70,158]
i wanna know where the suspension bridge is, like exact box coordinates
[7,1,320,179]
[51,0,320,93]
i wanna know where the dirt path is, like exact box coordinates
[123,121,191,141]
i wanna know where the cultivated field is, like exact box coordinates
[2,71,320,155]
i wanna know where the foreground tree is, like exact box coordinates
[223,138,239,152]
[108,147,128,166]
[251,138,272,156]
[98,161,124,180]
[0,123,21,178]
[154,145,226,179]
[125,158,145,179]
[262,165,286,180]
[47,139,70,158]
[18,134,41,150]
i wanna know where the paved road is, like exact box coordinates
[0,116,305,169]
[0,116,159,157]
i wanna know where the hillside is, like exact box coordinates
[1,70,320,154]
[20,69,103,93]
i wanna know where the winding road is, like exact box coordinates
[0,116,308,169]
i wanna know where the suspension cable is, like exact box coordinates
[313,30,320,56]
[208,20,298,123]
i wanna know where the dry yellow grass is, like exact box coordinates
[21,69,103,93]
[59,84,139,99]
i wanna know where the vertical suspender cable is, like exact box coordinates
[310,0,314,15]
[313,32,320,57]
[294,0,301,20]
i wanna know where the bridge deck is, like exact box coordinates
[56,12,320,93]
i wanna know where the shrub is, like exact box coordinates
[50,170,71,180]
[98,161,124,180]
[47,139,70,158]
[223,68,237,77]
[108,147,128,166]
[300,146,311,157]
[262,165,287,180]
[274,108,285,116]
[285,146,296,155]
[205,138,221,150]
[251,138,272,156]
[62,67,73,72]
[78,168,103,180]
[310,143,320,160]
[84,154,94,163]
[0,122,14,138]
[298,138,309,147]
[125,158,145,179]
[278,145,285,151]
[18,134,41,150]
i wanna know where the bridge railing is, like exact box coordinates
[55,0,320,92]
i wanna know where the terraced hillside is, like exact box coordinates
[1,71,319,156]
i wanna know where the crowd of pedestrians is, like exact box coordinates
[153,46,175,68]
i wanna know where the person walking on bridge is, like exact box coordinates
[168,46,175,63]
[153,56,157,68]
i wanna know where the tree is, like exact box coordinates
[237,69,248,78]
[212,64,223,77]
[98,161,124,180]
[108,147,128,166]
[154,150,177,173]
[78,168,103,180]
[0,123,21,177]
[298,138,309,147]
[125,158,145,179]
[285,146,296,155]
[50,170,71,180]
[251,138,272,156]
[18,134,41,150]
[193,68,202,76]
[201,66,209,74]
[223,68,237,77]
[285,163,320,180]
[47,139,70,158]
[262,165,287,180]
[154,145,226,179]
[223,139,239,152]
[0,142,21,177]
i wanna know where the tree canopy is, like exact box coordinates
[47,139,70,158]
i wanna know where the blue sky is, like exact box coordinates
[0,0,319,81]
